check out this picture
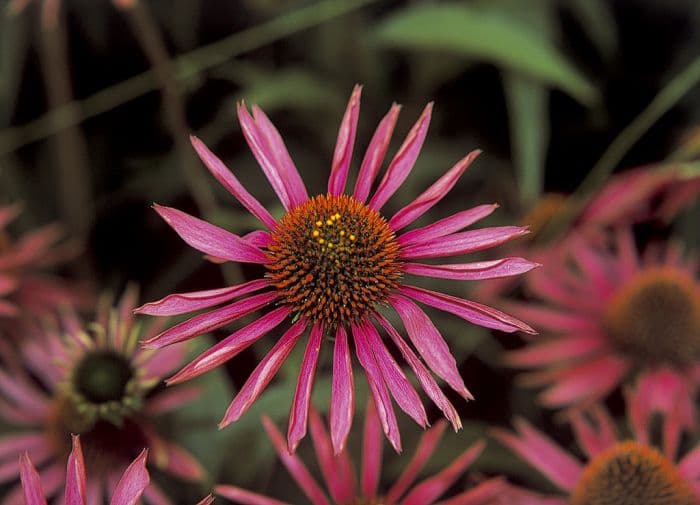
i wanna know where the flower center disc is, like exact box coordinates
[266,194,402,328]
[571,441,695,505]
[605,268,700,366]
[73,350,134,404]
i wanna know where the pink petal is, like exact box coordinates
[136,279,270,316]
[361,320,428,428]
[0,370,48,422]
[143,291,278,350]
[397,204,499,247]
[0,205,20,229]
[434,477,509,505]
[145,387,202,415]
[373,313,461,431]
[190,136,277,229]
[328,85,362,196]
[19,453,47,505]
[502,303,595,333]
[242,230,272,249]
[65,435,87,505]
[353,104,401,202]
[219,319,307,427]
[361,398,383,499]
[368,103,433,211]
[166,306,290,385]
[492,418,582,492]
[110,450,149,505]
[568,405,618,459]
[505,334,606,367]
[386,421,447,503]
[151,434,204,482]
[215,485,291,505]
[237,102,293,210]
[389,150,481,231]
[262,416,330,505]
[309,409,356,504]
[400,226,530,260]
[390,295,471,399]
[404,257,540,281]
[288,324,324,452]
[352,324,402,453]
[330,326,355,454]
[251,105,308,207]
[401,439,486,505]
[153,204,268,264]
[679,445,700,481]
[0,433,48,459]
[401,285,536,334]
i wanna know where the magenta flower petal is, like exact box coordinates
[110,449,149,505]
[389,149,481,231]
[145,386,202,415]
[679,446,700,480]
[19,453,47,505]
[288,323,324,452]
[219,319,307,428]
[216,485,291,505]
[397,204,499,247]
[135,279,269,316]
[158,439,205,482]
[153,204,268,264]
[401,285,536,334]
[167,306,290,385]
[64,436,87,505]
[368,102,433,211]
[361,399,383,499]
[436,478,510,505]
[144,291,278,350]
[569,405,617,459]
[404,257,540,281]
[353,104,401,203]
[190,136,277,229]
[401,225,530,259]
[505,334,606,367]
[330,326,354,454]
[328,85,362,196]
[262,416,330,505]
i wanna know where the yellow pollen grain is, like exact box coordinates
[318,238,325,244]
[316,220,323,227]
[339,230,346,236]
[312,230,320,237]
[326,219,333,226]
[334,213,341,220]
[328,242,334,248]
[349,234,356,241]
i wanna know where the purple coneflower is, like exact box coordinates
[138,86,536,453]
[0,288,204,504]
[216,399,505,505]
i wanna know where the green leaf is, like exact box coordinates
[375,4,598,104]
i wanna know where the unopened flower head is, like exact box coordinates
[139,86,537,453]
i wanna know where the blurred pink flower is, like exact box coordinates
[0,288,204,504]
[492,395,700,504]
[19,434,149,505]
[139,86,537,453]
[216,399,504,505]
[504,229,700,440]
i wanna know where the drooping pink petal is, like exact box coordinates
[400,226,530,260]
[397,204,499,247]
[361,320,428,428]
[389,150,481,231]
[328,85,362,196]
[110,449,150,505]
[219,320,307,428]
[166,306,290,385]
[373,312,461,430]
[390,295,471,399]
[65,436,87,505]
[153,204,268,264]
[262,416,330,505]
[569,405,617,459]
[330,326,354,454]
[353,104,401,202]
[288,323,324,452]
[401,439,486,505]
[136,279,270,316]
[353,323,402,452]
[19,453,47,505]
[361,398,383,499]
[251,105,308,206]
[401,285,536,334]
[404,258,540,281]
[492,419,582,492]
[369,103,433,211]
[190,136,277,229]
[143,291,278,350]
[386,421,447,503]
[309,409,356,504]
[237,102,292,210]
[215,485,291,505]
[505,334,606,367]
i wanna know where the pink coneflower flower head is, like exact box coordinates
[216,399,505,505]
[504,228,700,417]
[0,287,204,504]
[492,398,700,505]
[138,86,537,453]
[19,434,149,505]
